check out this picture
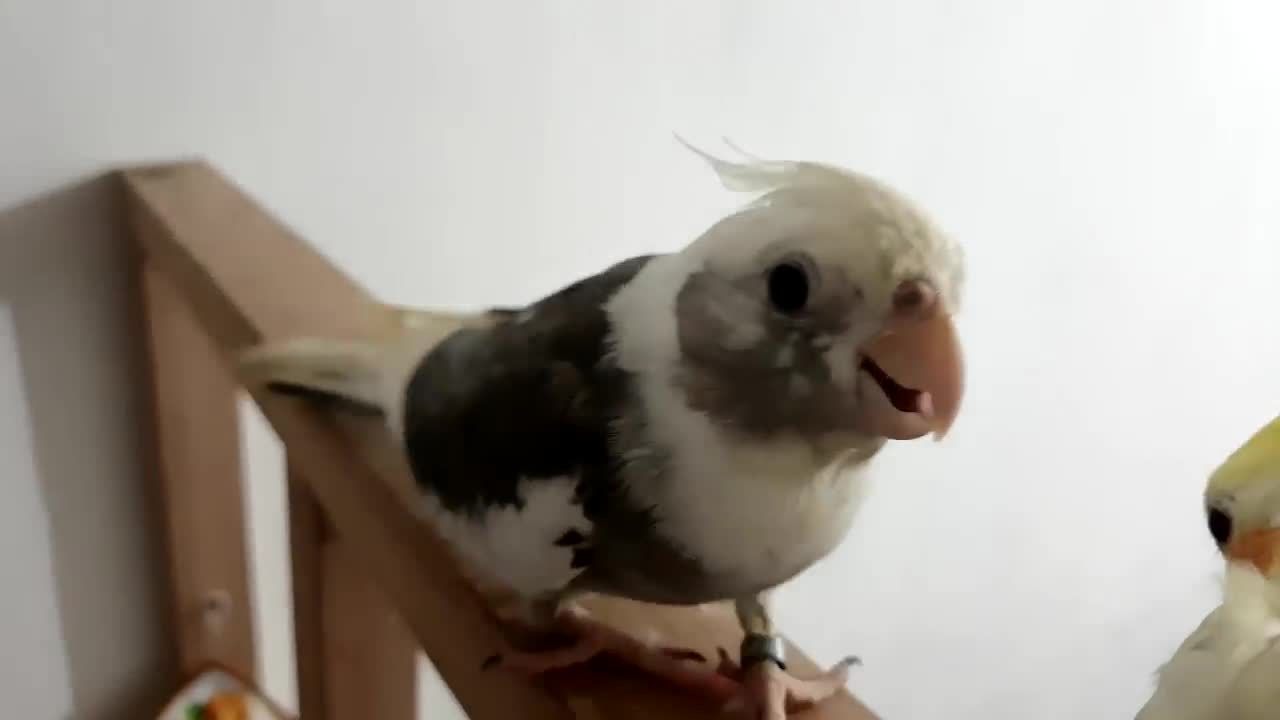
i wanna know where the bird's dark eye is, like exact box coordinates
[767,262,810,315]
[1207,506,1233,547]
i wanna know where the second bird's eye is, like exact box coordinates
[1207,506,1233,547]
[767,262,810,315]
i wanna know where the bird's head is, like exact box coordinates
[1205,414,1280,580]
[658,142,965,448]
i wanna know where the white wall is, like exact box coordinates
[4,1,1280,719]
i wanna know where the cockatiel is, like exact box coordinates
[1136,414,1280,720]
[237,141,966,718]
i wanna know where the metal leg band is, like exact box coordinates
[739,632,787,671]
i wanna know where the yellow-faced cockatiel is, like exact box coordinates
[1136,414,1280,720]
[238,142,966,719]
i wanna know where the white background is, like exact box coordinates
[4,1,1280,718]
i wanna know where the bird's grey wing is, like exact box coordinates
[400,254,655,515]
[390,255,679,609]
[241,253,670,603]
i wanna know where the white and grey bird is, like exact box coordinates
[238,142,967,718]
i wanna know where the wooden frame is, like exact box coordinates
[123,160,879,720]
[136,243,257,681]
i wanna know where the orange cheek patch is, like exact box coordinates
[1227,528,1280,575]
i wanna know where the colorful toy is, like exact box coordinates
[158,663,291,720]
[185,692,249,720]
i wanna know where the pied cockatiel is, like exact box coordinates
[238,142,966,718]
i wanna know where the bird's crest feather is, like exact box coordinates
[674,134,869,198]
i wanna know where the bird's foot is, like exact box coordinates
[483,604,740,701]
[713,637,859,719]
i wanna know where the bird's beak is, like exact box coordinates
[857,280,965,441]
[1224,527,1280,576]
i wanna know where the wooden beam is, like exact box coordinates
[322,539,419,720]
[286,473,328,720]
[133,255,257,680]
[121,161,879,720]
[123,163,569,720]
[290,464,418,720]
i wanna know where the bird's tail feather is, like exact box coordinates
[238,338,395,417]
[236,303,487,426]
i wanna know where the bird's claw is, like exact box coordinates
[480,610,739,701]
[481,608,855,718]
[714,648,859,719]
[661,647,711,663]
[481,644,708,673]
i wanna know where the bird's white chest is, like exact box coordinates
[652,436,870,593]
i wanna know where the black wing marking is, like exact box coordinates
[399,255,655,517]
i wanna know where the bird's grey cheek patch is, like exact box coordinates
[672,271,861,437]
[674,271,772,365]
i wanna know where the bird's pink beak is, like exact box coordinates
[854,280,965,441]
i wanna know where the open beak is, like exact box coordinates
[1224,527,1280,575]
[854,280,965,441]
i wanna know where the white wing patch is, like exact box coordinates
[414,475,588,599]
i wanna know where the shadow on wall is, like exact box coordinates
[0,177,175,720]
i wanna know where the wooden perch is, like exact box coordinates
[121,161,880,720]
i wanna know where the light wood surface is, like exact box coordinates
[286,471,329,720]
[321,538,419,720]
[288,462,420,720]
[133,253,257,681]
